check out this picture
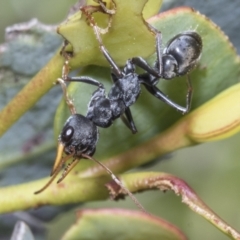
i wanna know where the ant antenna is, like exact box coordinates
[81,153,148,214]
[35,151,148,214]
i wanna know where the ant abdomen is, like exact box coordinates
[163,31,202,78]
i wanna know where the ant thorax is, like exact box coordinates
[86,71,141,128]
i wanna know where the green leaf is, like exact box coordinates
[0,20,60,168]
[62,208,187,240]
[57,0,159,67]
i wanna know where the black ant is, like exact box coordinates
[34,14,202,212]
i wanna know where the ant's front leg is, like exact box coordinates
[57,78,76,115]
[65,76,104,89]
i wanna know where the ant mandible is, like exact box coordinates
[34,10,202,211]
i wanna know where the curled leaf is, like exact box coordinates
[119,172,240,240]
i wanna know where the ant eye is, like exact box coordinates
[61,126,74,142]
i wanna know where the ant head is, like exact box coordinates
[163,31,202,78]
[52,114,99,174]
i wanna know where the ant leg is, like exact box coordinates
[147,24,162,74]
[143,75,193,114]
[131,29,163,79]
[81,6,122,77]
[66,76,104,89]
[57,78,76,115]
[184,75,193,113]
[120,108,138,134]
[131,57,159,78]
[94,25,123,77]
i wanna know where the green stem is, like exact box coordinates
[0,51,64,137]
[79,119,195,177]
[0,175,110,213]
[121,172,240,240]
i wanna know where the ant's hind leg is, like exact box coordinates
[131,27,163,79]
[143,76,193,114]
[184,75,193,113]
[120,108,138,134]
[148,25,162,74]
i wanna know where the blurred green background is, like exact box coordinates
[0,1,240,240]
